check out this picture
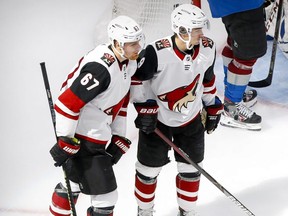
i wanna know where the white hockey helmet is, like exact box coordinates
[107,15,144,47]
[171,4,209,49]
[171,4,209,34]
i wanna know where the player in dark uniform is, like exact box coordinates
[48,15,145,216]
[130,4,223,216]
[207,0,267,130]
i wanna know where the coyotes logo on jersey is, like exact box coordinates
[104,96,126,121]
[101,53,116,67]
[158,74,200,112]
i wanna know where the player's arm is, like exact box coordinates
[67,62,111,104]
[108,93,132,164]
[201,51,223,134]
[133,44,158,81]
[54,62,111,137]
[51,62,111,166]
[202,50,217,106]
[131,45,159,133]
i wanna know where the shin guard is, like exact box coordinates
[176,173,200,212]
[49,183,79,216]
[225,58,256,102]
[134,173,157,210]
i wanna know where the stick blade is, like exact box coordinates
[248,79,271,88]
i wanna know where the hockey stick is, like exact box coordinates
[154,128,255,216]
[40,62,77,216]
[248,0,284,88]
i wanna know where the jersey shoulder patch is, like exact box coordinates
[155,39,172,51]
[101,53,116,67]
[202,37,214,49]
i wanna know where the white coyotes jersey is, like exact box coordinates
[55,44,137,142]
[132,36,217,127]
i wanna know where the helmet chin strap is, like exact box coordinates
[112,42,127,60]
[177,33,194,50]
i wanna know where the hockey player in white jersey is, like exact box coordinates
[131,4,223,216]
[48,15,145,216]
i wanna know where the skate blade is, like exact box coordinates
[220,115,261,131]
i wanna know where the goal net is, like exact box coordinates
[94,0,201,45]
[113,0,197,43]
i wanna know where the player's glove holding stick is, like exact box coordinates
[134,100,159,134]
[202,96,224,134]
[106,135,131,164]
[50,136,81,167]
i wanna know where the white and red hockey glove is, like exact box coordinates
[204,96,224,134]
[50,136,80,167]
[134,100,159,134]
[106,135,131,164]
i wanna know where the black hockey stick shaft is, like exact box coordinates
[248,0,283,88]
[40,62,77,216]
[154,128,255,216]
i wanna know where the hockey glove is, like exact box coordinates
[134,100,159,134]
[50,136,80,167]
[204,97,224,134]
[106,135,131,164]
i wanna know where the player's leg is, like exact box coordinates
[49,138,118,216]
[49,181,80,216]
[77,140,117,216]
[176,163,201,216]
[221,6,267,130]
[222,38,258,108]
[84,154,117,216]
[173,115,204,216]
[135,124,171,215]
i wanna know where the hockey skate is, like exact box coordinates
[137,206,154,216]
[220,100,262,131]
[177,208,199,216]
[242,89,257,108]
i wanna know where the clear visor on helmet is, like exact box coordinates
[119,32,146,54]
[174,26,204,50]
[178,26,204,38]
